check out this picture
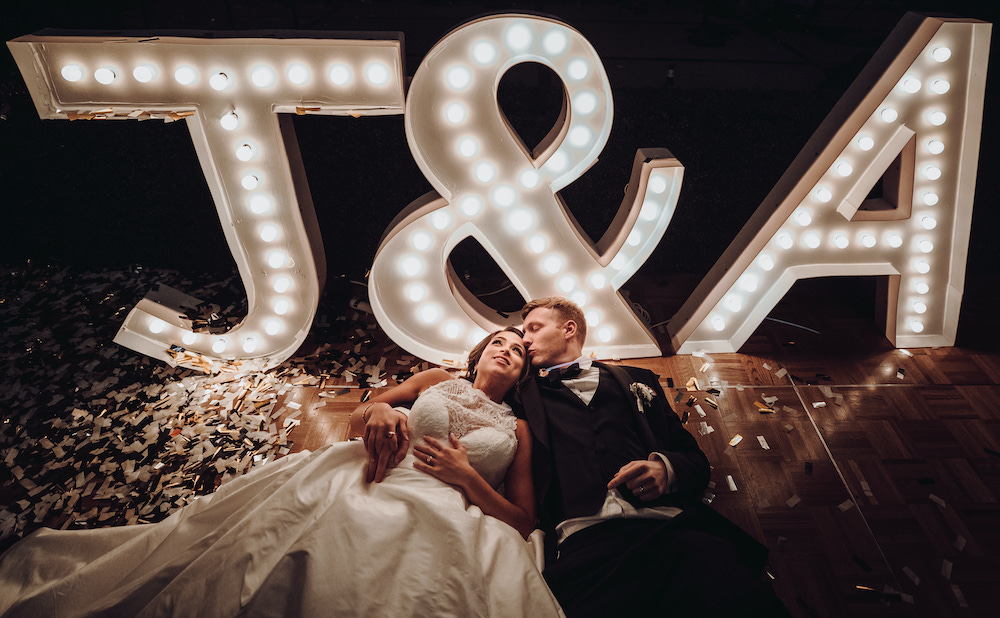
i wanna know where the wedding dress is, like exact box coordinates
[0,379,563,617]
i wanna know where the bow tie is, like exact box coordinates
[540,363,583,383]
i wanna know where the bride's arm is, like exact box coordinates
[351,368,453,483]
[413,420,536,539]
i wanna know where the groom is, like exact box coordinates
[518,297,788,617]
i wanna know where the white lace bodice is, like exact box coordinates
[408,379,518,489]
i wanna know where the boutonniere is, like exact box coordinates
[629,382,656,413]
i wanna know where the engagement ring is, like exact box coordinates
[638,486,644,494]
[386,431,396,438]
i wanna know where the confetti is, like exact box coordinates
[786,495,801,508]
[757,436,770,450]
[729,434,743,447]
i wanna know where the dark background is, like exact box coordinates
[1,0,997,347]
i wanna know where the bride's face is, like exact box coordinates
[476,330,527,387]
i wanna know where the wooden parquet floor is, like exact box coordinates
[281,275,1000,617]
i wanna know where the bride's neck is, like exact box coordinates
[472,374,508,403]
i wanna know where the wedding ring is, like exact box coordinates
[386,431,396,438]
[638,485,644,495]
[427,456,434,465]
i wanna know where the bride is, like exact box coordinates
[0,328,563,617]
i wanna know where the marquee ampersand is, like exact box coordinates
[368,13,683,366]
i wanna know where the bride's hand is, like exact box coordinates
[413,434,474,487]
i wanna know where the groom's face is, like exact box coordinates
[522,307,573,368]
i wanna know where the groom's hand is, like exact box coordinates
[363,403,410,483]
[607,459,668,501]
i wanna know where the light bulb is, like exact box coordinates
[757,254,774,270]
[921,217,937,230]
[723,295,742,312]
[209,72,229,90]
[182,332,197,346]
[836,162,853,177]
[268,251,288,269]
[932,47,951,62]
[857,135,875,151]
[431,211,452,230]
[365,62,390,85]
[923,165,942,180]
[410,231,432,251]
[542,30,568,55]
[926,140,944,154]
[930,79,950,94]
[795,210,812,226]
[542,255,564,274]
[815,187,832,203]
[407,284,426,302]
[880,108,898,123]
[887,233,903,248]
[557,276,575,292]
[573,91,597,115]
[912,301,927,314]
[567,58,589,80]
[220,111,239,131]
[519,169,540,189]
[568,126,592,147]
[444,321,462,339]
[711,316,726,332]
[94,67,116,84]
[834,234,849,249]
[927,110,947,126]
[260,224,279,242]
[901,76,921,93]
[174,66,196,85]
[265,319,282,335]
[61,64,84,82]
[507,209,534,232]
[474,162,496,183]
[273,276,292,293]
[505,24,532,51]
[639,200,659,221]
[458,137,478,158]
[243,338,257,353]
[133,65,154,83]
[922,192,939,206]
[910,320,925,333]
[738,274,758,292]
[597,327,613,342]
[914,281,930,294]
[861,234,877,248]
[648,175,667,194]
[585,310,601,326]
[914,260,931,274]
[249,194,273,214]
[329,64,351,85]
[273,298,291,315]
[236,144,254,161]
[472,41,497,65]
[459,196,482,216]
[242,175,259,190]
[491,185,515,207]
[589,273,607,289]
[528,235,547,253]
[446,66,472,90]
[399,256,423,277]
[149,318,166,334]
[419,304,441,324]
[918,239,934,253]
[251,66,276,88]
[775,232,793,249]
[287,64,309,85]
[803,233,820,249]
[212,339,227,353]
[626,230,642,246]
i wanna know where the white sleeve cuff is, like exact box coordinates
[649,452,677,494]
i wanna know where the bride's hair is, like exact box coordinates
[464,326,530,386]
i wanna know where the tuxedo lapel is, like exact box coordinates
[520,377,550,451]
[598,362,659,454]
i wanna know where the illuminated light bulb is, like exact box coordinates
[775,232,793,250]
[94,67,116,84]
[901,76,921,93]
[861,233,877,248]
[287,63,309,85]
[611,254,627,270]
[419,304,441,324]
[399,255,424,277]
[459,196,482,216]
[243,338,257,353]
[174,66,197,85]
[542,29,569,55]
[596,326,613,343]
[738,274,759,292]
[458,137,478,158]
[505,23,532,51]
[132,65,154,83]
[557,276,575,292]
[220,111,239,131]
[914,260,931,274]
[251,66,276,88]
[265,319,282,335]
[491,185,515,207]
[444,321,462,339]
[528,235,547,253]
[474,162,497,183]
[912,300,927,314]
[880,107,898,123]
[803,233,821,249]
[930,79,950,94]
[834,234,849,249]
[887,233,903,248]
[710,316,726,332]
[241,175,259,190]
[547,151,568,172]
[273,276,292,293]
[410,231,433,251]
[585,310,600,326]
[568,126,592,148]
[922,192,939,206]
[182,331,197,346]
[212,338,227,353]
[573,91,598,115]
[927,110,947,126]
[209,72,229,90]
[648,174,667,194]
[757,254,775,271]
[639,200,659,221]
[365,62,390,86]
[918,239,934,253]
[519,169,540,189]
[567,58,589,80]
[857,135,875,151]
[542,255,564,274]
[571,290,589,310]
[932,47,952,62]
[471,41,497,65]
[61,64,84,82]
[589,273,607,289]
[431,211,452,230]
[814,187,832,203]
[407,284,427,302]
[923,165,942,180]
[926,139,945,155]
[445,103,467,124]
[624,229,641,247]
[836,162,853,177]
[268,251,288,269]
[794,210,812,226]
[236,144,254,161]
[149,318,166,334]
[910,320,925,333]
[329,64,352,85]
[273,298,291,315]
[914,281,930,294]
[249,194,273,214]
[507,209,534,232]
[921,216,938,230]
[259,224,279,242]
[723,295,742,312]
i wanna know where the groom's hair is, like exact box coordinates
[520,297,587,346]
